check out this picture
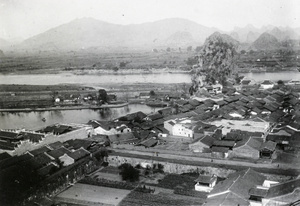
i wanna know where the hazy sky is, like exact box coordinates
[0,0,300,40]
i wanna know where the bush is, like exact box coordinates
[118,163,140,182]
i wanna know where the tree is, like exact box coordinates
[187,46,192,52]
[191,32,238,89]
[166,47,171,52]
[149,90,155,96]
[118,163,140,182]
[98,89,107,103]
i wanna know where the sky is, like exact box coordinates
[0,0,300,41]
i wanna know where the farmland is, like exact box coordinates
[55,183,131,206]
[119,191,205,206]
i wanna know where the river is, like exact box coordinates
[0,104,162,130]
[0,71,298,130]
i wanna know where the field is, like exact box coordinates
[56,183,131,206]
[119,191,205,206]
[91,166,122,182]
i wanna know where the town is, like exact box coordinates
[2,1,300,205]
[1,75,300,206]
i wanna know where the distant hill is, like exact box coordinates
[204,32,240,48]
[19,17,218,51]
[0,38,10,50]
[268,27,299,41]
[251,32,281,50]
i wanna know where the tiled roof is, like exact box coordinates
[30,146,51,156]
[234,136,261,150]
[266,178,300,198]
[209,168,265,201]
[68,148,90,161]
[47,147,71,159]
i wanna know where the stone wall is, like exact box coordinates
[107,155,235,178]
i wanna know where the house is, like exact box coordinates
[210,119,270,135]
[165,119,197,138]
[68,148,90,162]
[157,107,172,117]
[260,80,274,89]
[260,141,277,159]
[211,146,229,158]
[189,135,215,152]
[139,92,151,99]
[261,178,300,205]
[195,174,217,192]
[205,83,223,94]
[205,168,266,206]
[212,140,235,149]
[59,147,91,167]
[46,147,71,160]
[248,179,279,205]
[230,137,262,159]
[145,113,163,121]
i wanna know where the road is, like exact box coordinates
[110,149,300,176]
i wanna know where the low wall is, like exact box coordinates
[111,144,212,158]
[107,155,235,178]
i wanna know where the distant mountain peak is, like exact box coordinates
[251,32,280,50]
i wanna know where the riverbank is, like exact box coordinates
[0,102,129,112]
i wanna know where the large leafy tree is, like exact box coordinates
[191,32,239,91]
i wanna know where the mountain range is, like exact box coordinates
[1,17,300,52]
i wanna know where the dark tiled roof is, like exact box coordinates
[195,175,217,184]
[234,136,261,150]
[19,132,45,143]
[0,131,20,140]
[30,146,51,156]
[47,147,71,159]
[0,152,11,161]
[211,146,229,153]
[200,135,215,147]
[266,178,300,198]
[147,113,163,121]
[48,141,64,150]
[260,141,277,151]
[213,140,235,148]
[0,140,17,150]
[248,187,268,197]
[68,148,90,161]
[34,153,53,166]
[64,139,94,150]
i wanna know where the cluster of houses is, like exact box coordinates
[90,86,300,163]
[195,168,300,206]
[0,124,93,156]
[0,137,101,178]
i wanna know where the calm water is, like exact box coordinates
[0,71,297,130]
[0,73,191,85]
[0,104,161,130]
[0,71,298,85]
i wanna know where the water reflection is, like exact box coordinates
[0,104,160,130]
